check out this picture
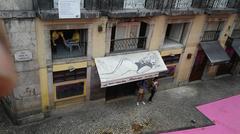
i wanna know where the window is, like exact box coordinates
[53,0,84,9]
[110,22,148,52]
[202,21,224,41]
[163,23,189,49]
[124,0,145,9]
[53,68,87,101]
[232,17,240,39]
[53,68,87,83]
[50,29,87,59]
[56,82,84,99]
[158,55,180,78]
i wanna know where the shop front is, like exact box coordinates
[190,41,230,81]
[95,51,167,100]
[217,38,239,75]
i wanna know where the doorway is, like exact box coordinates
[189,48,207,82]
[106,82,138,101]
[217,38,238,75]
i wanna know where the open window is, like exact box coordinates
[50,29,87,59]
[201,21,224,41]
[163,23,189,49]
[110,22,148,53]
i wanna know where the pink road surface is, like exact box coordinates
[160,95,240,134]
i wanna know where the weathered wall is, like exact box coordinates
[148,16,167,51]
[4,19,43,123]
[0,0,33,10]
[176,15,207,83]
[91,17,108,58]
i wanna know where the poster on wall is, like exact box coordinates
[124,0,145,9]
[58,0,81,19]
[95,51,168,88]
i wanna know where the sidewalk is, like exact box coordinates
[1,76,240,134]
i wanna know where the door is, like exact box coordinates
[217,38,238,75]
[106,82,137,101]
[189,48,207,81]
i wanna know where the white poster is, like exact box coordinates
[124,0,145,9]
[58,0,81,19]
[95,51,168,88]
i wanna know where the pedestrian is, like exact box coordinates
[136,81,146,106]
[148,78,159,103]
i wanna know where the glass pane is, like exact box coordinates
[56,82,84,99]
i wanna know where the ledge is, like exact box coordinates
[205,8,239,14]
[38,9,101,20]
[0,10,36,19]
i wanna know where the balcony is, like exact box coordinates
[32,0,240,19]
[110,37,147,53]
[201,31,221,42]
[195,0,240,14]
[32,0,102,20]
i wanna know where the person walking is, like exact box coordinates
[148,78,159,103]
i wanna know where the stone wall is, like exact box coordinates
[3,19,43,124]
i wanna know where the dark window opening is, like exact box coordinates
[201,21,224,42]
[110,22,148,53]
[50,29,88,59]
[53,68,87,83]
[164,23,189,48]
[158,55,180,78]
[56,82,84,99]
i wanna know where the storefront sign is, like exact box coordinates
[95,51,168,88]
[14,50,32,62]
[124,0,145,9]
[58,0,81,19]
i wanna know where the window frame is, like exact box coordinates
[53,79,86,102]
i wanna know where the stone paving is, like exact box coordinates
[0,76,240,134]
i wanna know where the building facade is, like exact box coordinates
[0,0,240,124]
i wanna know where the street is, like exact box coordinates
[1,76,240,134]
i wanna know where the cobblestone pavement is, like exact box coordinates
[1,76,240,134]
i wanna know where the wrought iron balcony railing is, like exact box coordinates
[110,37,147,53]
[34,0,240,12]
[193,0,240,9]
[52,42,87,59]
[201,31,221,41]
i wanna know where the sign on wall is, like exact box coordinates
[14,50,33,62]
[58,0,81,19]
[124,0,145,9]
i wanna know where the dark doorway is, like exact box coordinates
[106,82,138,101]
[189,48,207,82]
[217,38,238,75]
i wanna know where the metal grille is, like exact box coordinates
[110,37,146,53]
[201,31,221,41]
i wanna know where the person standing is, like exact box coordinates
[136,80,146,106]
[148,78,159,103]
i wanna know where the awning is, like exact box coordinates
[200,41,230,65]
[95,51,168,88]
[232,39,240,57]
